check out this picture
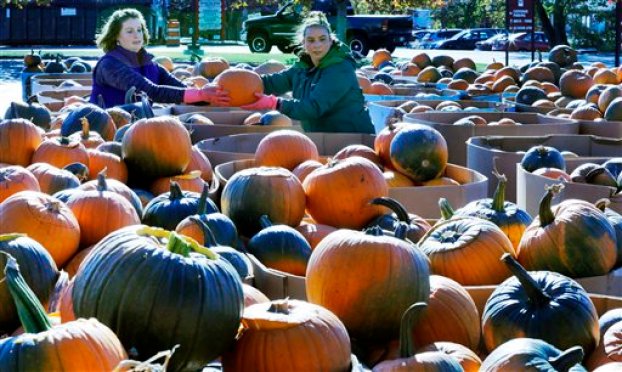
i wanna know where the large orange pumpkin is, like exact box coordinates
[255,130,320,171]
[559,70,594,99]
[292,159,324,183]
[0,118,43,166]
[213,68,264,107]
[86,149,128,183]
[185,145,213,182]
[193,57,229,79]
[0,166,40,202]
[374,122,406,167]
[0,191,80,267]
[303,157,388,229]
[31,137,89,169]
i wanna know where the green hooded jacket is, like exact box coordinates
[262,42,374,134]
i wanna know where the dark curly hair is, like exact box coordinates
[96,8,150,52]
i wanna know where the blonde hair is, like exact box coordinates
[96,8,150,52]
[297,11,337,43]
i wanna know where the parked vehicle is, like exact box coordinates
[475,31,509,51]
[240,0,414,55]
[433,28,505,50]
[414,28,462,49]
[492,32,550,52]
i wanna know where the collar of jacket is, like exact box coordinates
[294,41,355,70]
[106,46,154,67]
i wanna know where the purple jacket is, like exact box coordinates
[90,46,186,108]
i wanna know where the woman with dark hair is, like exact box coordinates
[90,8,229,108]
[242,11,373,133]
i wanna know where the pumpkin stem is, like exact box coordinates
[81,117,90,139]
[267,299,290,315]
[168,181,184,200]
[0,233,27,243]
[196,183,209,215]
[539,184,563,228]
[595,198,610,212]
[2,252,53,333]
[491,171,508,212]
[190,216,218,248]
[45,201,61,213]
[137,226,217,260]
[259,215,273,229]
[59,136,70,146]
[393,222,409,241]
[96,171,108,193]
[167,231,191,256]
[501,253,551,305]
[548,346,584,372]
[370,197,410,222]
[398,302,427,358]
[438,198,455,220]
[125,86,137,104]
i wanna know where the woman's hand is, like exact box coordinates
[183,84,231,106]
[240,93,278,110]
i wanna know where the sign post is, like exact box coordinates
[506,0,535,62]
[616,0,621,67]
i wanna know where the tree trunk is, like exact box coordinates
[552,1,569,45]
[335,0,348,43]
[536,0,556,46]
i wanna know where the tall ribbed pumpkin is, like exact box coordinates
[517,185,616,277]
[122,116,192,178]
[221,166,305,237]
[72,226,243,371]
[0,253,127,371]
[0,118,43,166]
[303,157,388,229]
[222,299,352,371]
[306,226,430,343]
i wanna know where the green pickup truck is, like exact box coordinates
[240,1,414,56]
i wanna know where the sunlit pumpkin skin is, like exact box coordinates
[243,284,269,307]
[373,350,463,372]
[294,222,337,249]
[483,254,599,355]
[480,338,585,372]
[0,166,40,202]
[60,103,116,141]
[0,191,80,267]
[26,162,81,195]
[0,118,43,166]
[383,169,416,187]
[451,173,533,250]
[213,68,264,107]
[517,186,616,278]
[368,197,431,244]
[79,176,142,217]
[222,300,352,372]
[587,320,622,369]
[122,116,192,179]
[417,342,482,372]
[418,218,515,285]
[0,254,127,371]
[374,122,406,167]
[389,124,448,182]
[254,130,320,171]
[520,145,566,172]
[306,227,430,343]
[532,167,571,181]
[247,215,312,276]
[292,159,323,184]
[176,212,239,249]
[221,167,306,237]
[143,182,218,231]
[31,137,90,170]
[333,144,383,169]
[595,200,622,269]
[185,145,213,182]
[68,119,105,149]
[303,157,388,230]
[0,234,59,335]
[65,174,140,247]
[150,170,206,196]
[86,149,128,183]
[72,226,243,371]
[594,362,622,372]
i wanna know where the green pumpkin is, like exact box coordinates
[481,338,586,372]
[72,225,243,371]
[389,123,448,182]
[452,172,533,250]
[517,185,617,277]
[367,197,431,244]
[482,254,599,356]
[142,182,218,230]
[0,234,59,335]
[595,199,622,269]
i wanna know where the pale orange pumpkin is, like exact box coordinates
[31,137,89,169]
[0,118,43,166]
[0,165,40,202]
[86,149,128,183]
[255,130,320,171]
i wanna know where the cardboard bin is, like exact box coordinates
[215,159,488,220]
[248,254,306,301]
[404,112,578,167]
[197,132,375,166]
[579,119,622,138]
[468,134,620,203]
[31,73,92,94]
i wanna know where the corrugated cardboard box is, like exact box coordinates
[247,254,307,300]
[404,112,578,166]
[197,132,375,166]
[467,134,618,202]
[368,99,507,134]
[31,73,92,94]
[579,119,622,138]
[214,159,488,220]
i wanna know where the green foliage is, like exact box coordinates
[0,0,52,7]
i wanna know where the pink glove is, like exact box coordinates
[183,85,231,106]
[241,93,279,111]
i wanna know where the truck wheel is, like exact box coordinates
[347,34,369,57]
[248,32,272,53]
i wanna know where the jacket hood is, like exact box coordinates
[294,41,356,69]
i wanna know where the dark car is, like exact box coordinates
[475,31,509,51]
[433,28,505,50]
[492,32,550,52]
[415,28,462,49]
